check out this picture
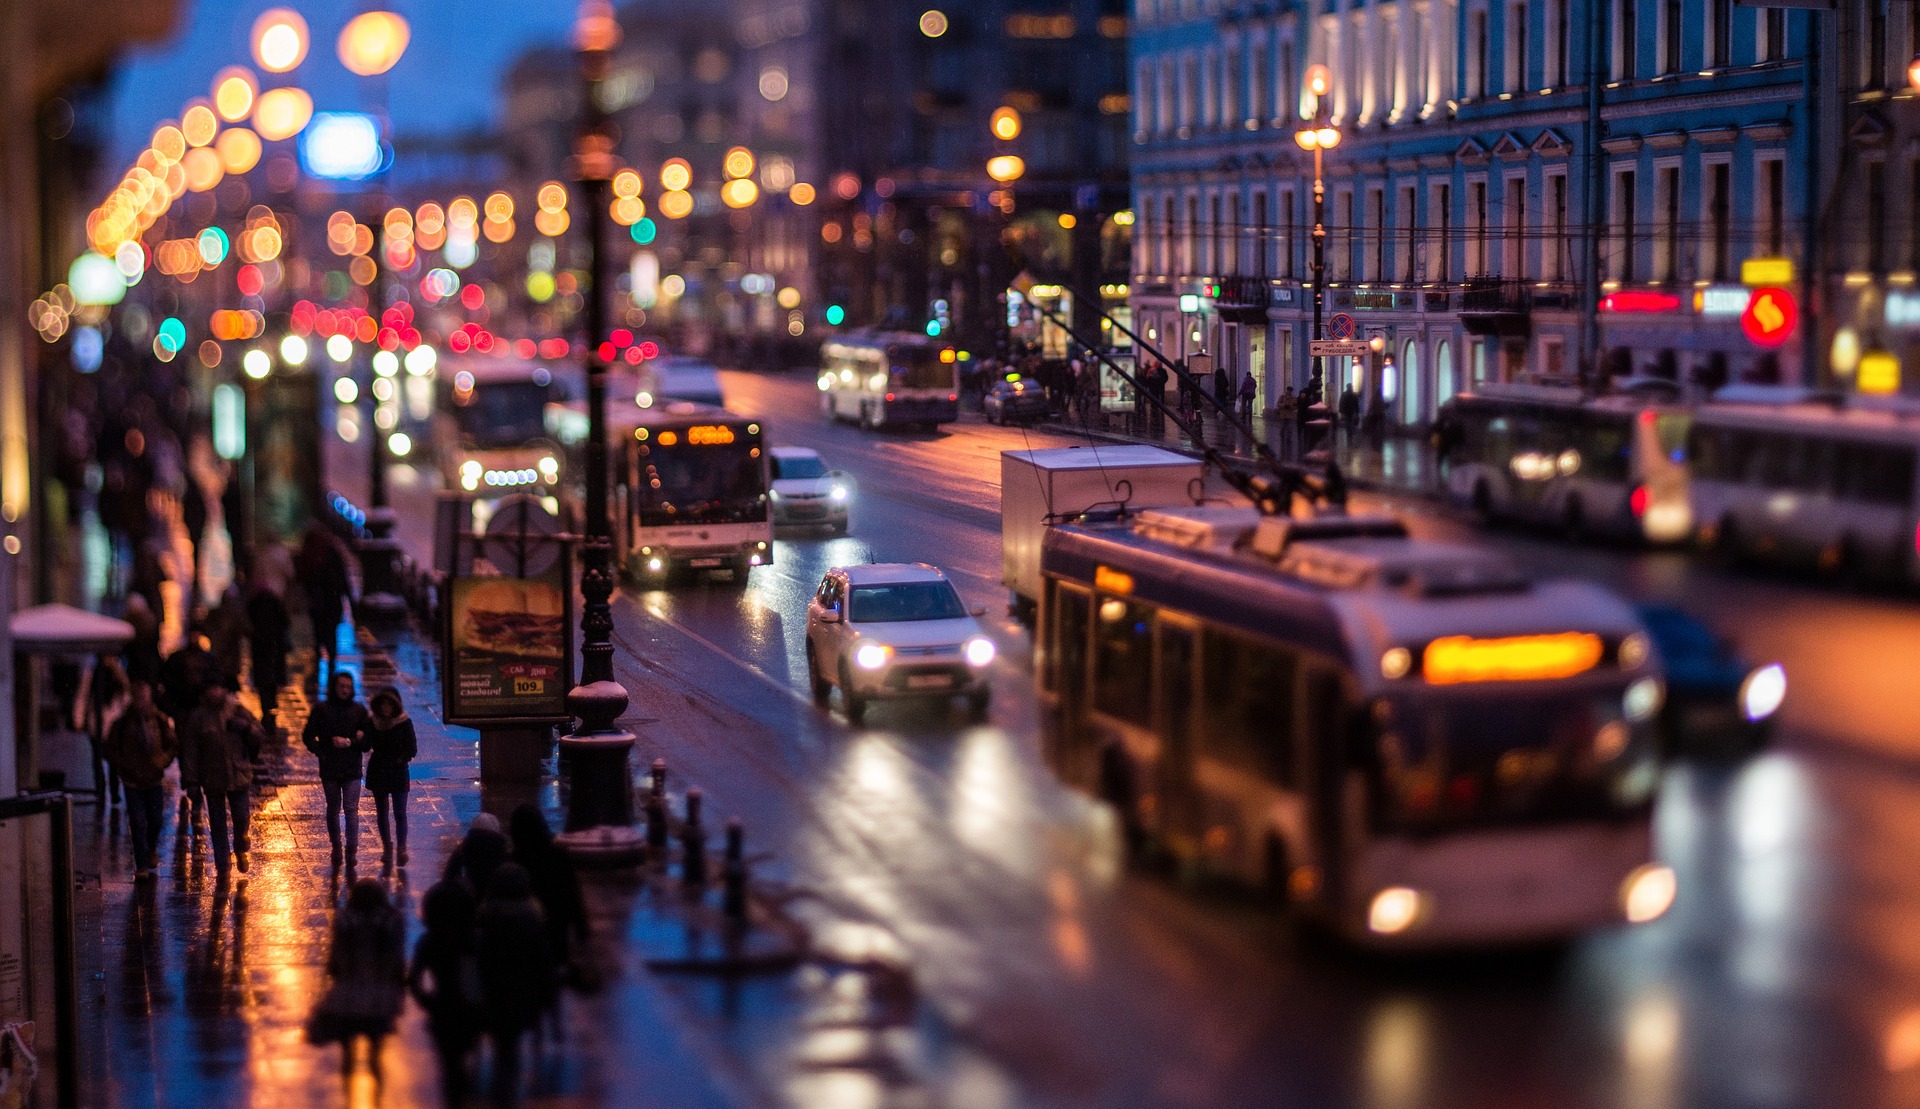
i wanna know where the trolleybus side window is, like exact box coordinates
[1049,581,1091,703]
[1197,628,1300,788]
[1092,594,1154,725]
[1578,414,1629,481]
[1839,443,1917,505]
[1154,618,1198,754]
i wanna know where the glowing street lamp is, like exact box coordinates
[990,106,1022,141]
[1295,64,1340,411]
[251,8,310,73]
[986,154,1025,184]
[338,11,410,77]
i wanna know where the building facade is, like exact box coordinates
[1130,0,1824,424]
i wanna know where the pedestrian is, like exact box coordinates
[206,583,249,695]
[121,594,162,686]
[179,683,263,878]
[303,670,372,868]
[363,687,417,868]
[444,813,510,898]
[160,627,223,835]
[311,878,407,1086]
[1238,371,1258,422]
[508,805,588,1000]
[297,523,353,682]
[476,863,555,1105]
[1212,363,1231,408]
[408,880,483,1107]
[82,655,132,804]
[244,579,291,729]
[1338,385,1361,444]
[1144,362,1169,435]
[102,679,176,878]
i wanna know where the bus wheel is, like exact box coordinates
[806,645,831,705]
[839,663,868,724]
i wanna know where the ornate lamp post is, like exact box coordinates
[1294,65,1340,404]
[557,0,641,861]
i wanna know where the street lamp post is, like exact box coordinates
[1294,66,1340,413]
[557,0,641,862]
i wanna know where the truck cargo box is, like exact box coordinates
[1001,445,1203,613]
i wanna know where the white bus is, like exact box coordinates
[819,333,959,430]
[1437,382,1691,543]
[437,356,569,504]
[1038,504,1675,946]
[1689,390,1920,584]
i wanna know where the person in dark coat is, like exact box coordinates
[316,878,407,1085]
[297,524,353,680]
[206,583,250,693]
[475,864,554,1105]
[303,670,372,865]
[508,805,588,985]
[1338,385,1361,443]
[363,687,417,867]
[158,627,225,726]
[179,684,263,878]
[1238,372,1258,421]
[444,813,509,898]
[408,880,482,1107]
[103,679,176,877]
[244,581,291,727]
[84,656,132,804]
[121,594,162,686]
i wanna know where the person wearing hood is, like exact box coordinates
[311,878,407,1085]
[303,670,372,866]
[363,687,417,867]
[103,679,176,877]
[180,683,264,878]
[475,863,554,1105]
[443,813,510,898]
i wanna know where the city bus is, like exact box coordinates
[1036,504,1675,945]
[1689,389,1920,584]
[1436,382,1691,543]
[436,356,569,510]
[818,333,960,430]
[550,399,772,583]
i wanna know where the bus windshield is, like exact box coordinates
[636,440,766,525]
[849,582,966,622]
[888,346,951,390]
[454,381,551,448]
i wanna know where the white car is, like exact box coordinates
[769,446,850,533]
[805,563,995,723]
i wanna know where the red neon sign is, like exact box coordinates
[1741,286,1798,348]
[1599,291,1683,314]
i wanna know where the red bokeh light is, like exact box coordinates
[515,338,537,359]
[448,330,471,353]
[597,342,616,363]
[460,284,485,311]
[637,340,660,359]
[623,346,643,364]
[611,328,633,347]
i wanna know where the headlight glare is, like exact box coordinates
[854,643,892,670]
[964,636,996,667]
[830,484,849,502]
[1740,663,1786,722]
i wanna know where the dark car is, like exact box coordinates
[983,378,1053,425]
[1636,604,1784,757]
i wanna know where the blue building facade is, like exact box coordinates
[1128,0,1823,424]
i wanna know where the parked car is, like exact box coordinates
[1636,603,1784,757]
[805,563,995,724]
[769,446,850,533]
[983,378,1053,425]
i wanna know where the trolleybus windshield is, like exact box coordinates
[636,435,766,525]
[454,381,551,448]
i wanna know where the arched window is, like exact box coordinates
[1435,339,1456,406]
[1401,339,1422,423]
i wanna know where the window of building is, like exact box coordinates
[1868,159,1887,272]
[1760,157,1784,255]
[1185,194,1199,273]
[1615,0,1638,79]
[1279,41,1297,121]
[1547,172,1568,279]
[1506,0,1529,93]
[1226,193,1241,275]
[1280,187,1297,277]
[1504,174,1527,277]
[1706,160,1731,280]
[1400,185,1418,280]
[1136,60,1155,135]
[1662,0,1682,73]
[1469,180,1489,274]
[1470,7,1491,96]
[1708,0,1732,67]
[1369,186,1386,280]
[1249,37,1269,123]
[1431,181,1453,279]
[1162,195,1176,274]
[1548,0,1569,85]
[1336,188,1355,280]
[1866,0,1887,89]
[1180,54,1198,130]
[1655,165,1680,281]
[1254,191,1270,276]
[1201,50,1218,128]
[1612,167,1638,282]
[1759,8,1786,62]
[1223,44,1241,125]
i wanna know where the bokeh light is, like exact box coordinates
[216,127,262,174]
[253,88,314,141]
[338,11,411,76]
[919,10,949,37]
[212,67,258,123]
[658,190,693,219]
[789,182,816,205]
[181,104,219,148]
[251,9,310,73]
[660,159,692,192]
[724,147,755,179]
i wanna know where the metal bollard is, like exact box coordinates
[681,787,707,886]
[645,759,669,854]
[722,818,748,922]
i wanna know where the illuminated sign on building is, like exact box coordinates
[1696,285,1751,317]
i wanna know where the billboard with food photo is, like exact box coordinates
[446,569,571,725]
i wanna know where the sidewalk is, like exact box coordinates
[1042,405,1442,496]
[74,618,730,1107]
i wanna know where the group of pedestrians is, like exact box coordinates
[302,671,417,869]
[311,804,587,1105]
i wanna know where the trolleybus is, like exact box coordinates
[1437,382,1691,543]
[437,356,569,511]
[819,333,960,430]
[1037,503,1675,945]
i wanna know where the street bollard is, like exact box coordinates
[682,787,707,887]
[645,759,669,855]
[722,818,748,922]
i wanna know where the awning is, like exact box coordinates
[10,603,135,655]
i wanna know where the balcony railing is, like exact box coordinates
[1217,274,1271,307]
[1460,277,1531,314]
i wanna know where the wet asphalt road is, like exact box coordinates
[357,370,1920,1108]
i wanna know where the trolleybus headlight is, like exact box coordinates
[1623,677,1664,722]
[1367,887,1426,935]
[830,484,849,502]
[963,636,997,667]
[538,454,559,479]
[1620,863,1677,924]
[1739,663,1787,722]
[854,643,893,671]
[646,557,664,573]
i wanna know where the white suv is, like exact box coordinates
[769,446,850,533]
[805,563,995,723]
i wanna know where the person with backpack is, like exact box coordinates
[103,679,176,877]
[362,687,417,868]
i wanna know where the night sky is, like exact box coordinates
[106,0,580,159]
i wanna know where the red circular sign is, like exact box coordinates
[1741,286,1798,348]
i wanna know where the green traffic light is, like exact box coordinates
[825,305,845,326]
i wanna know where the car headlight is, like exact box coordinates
[461,474,479,491]
[830,484,849,502]
[964,636,996,667]
[1621,863,1677,924]
[646,557,663,573]
[854,643,892,671]
[1740,663,1786,722]
[1623,677,1664,722]
[1367,887,1425,935]
[768,489,781,500]
[461,460,482,479]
